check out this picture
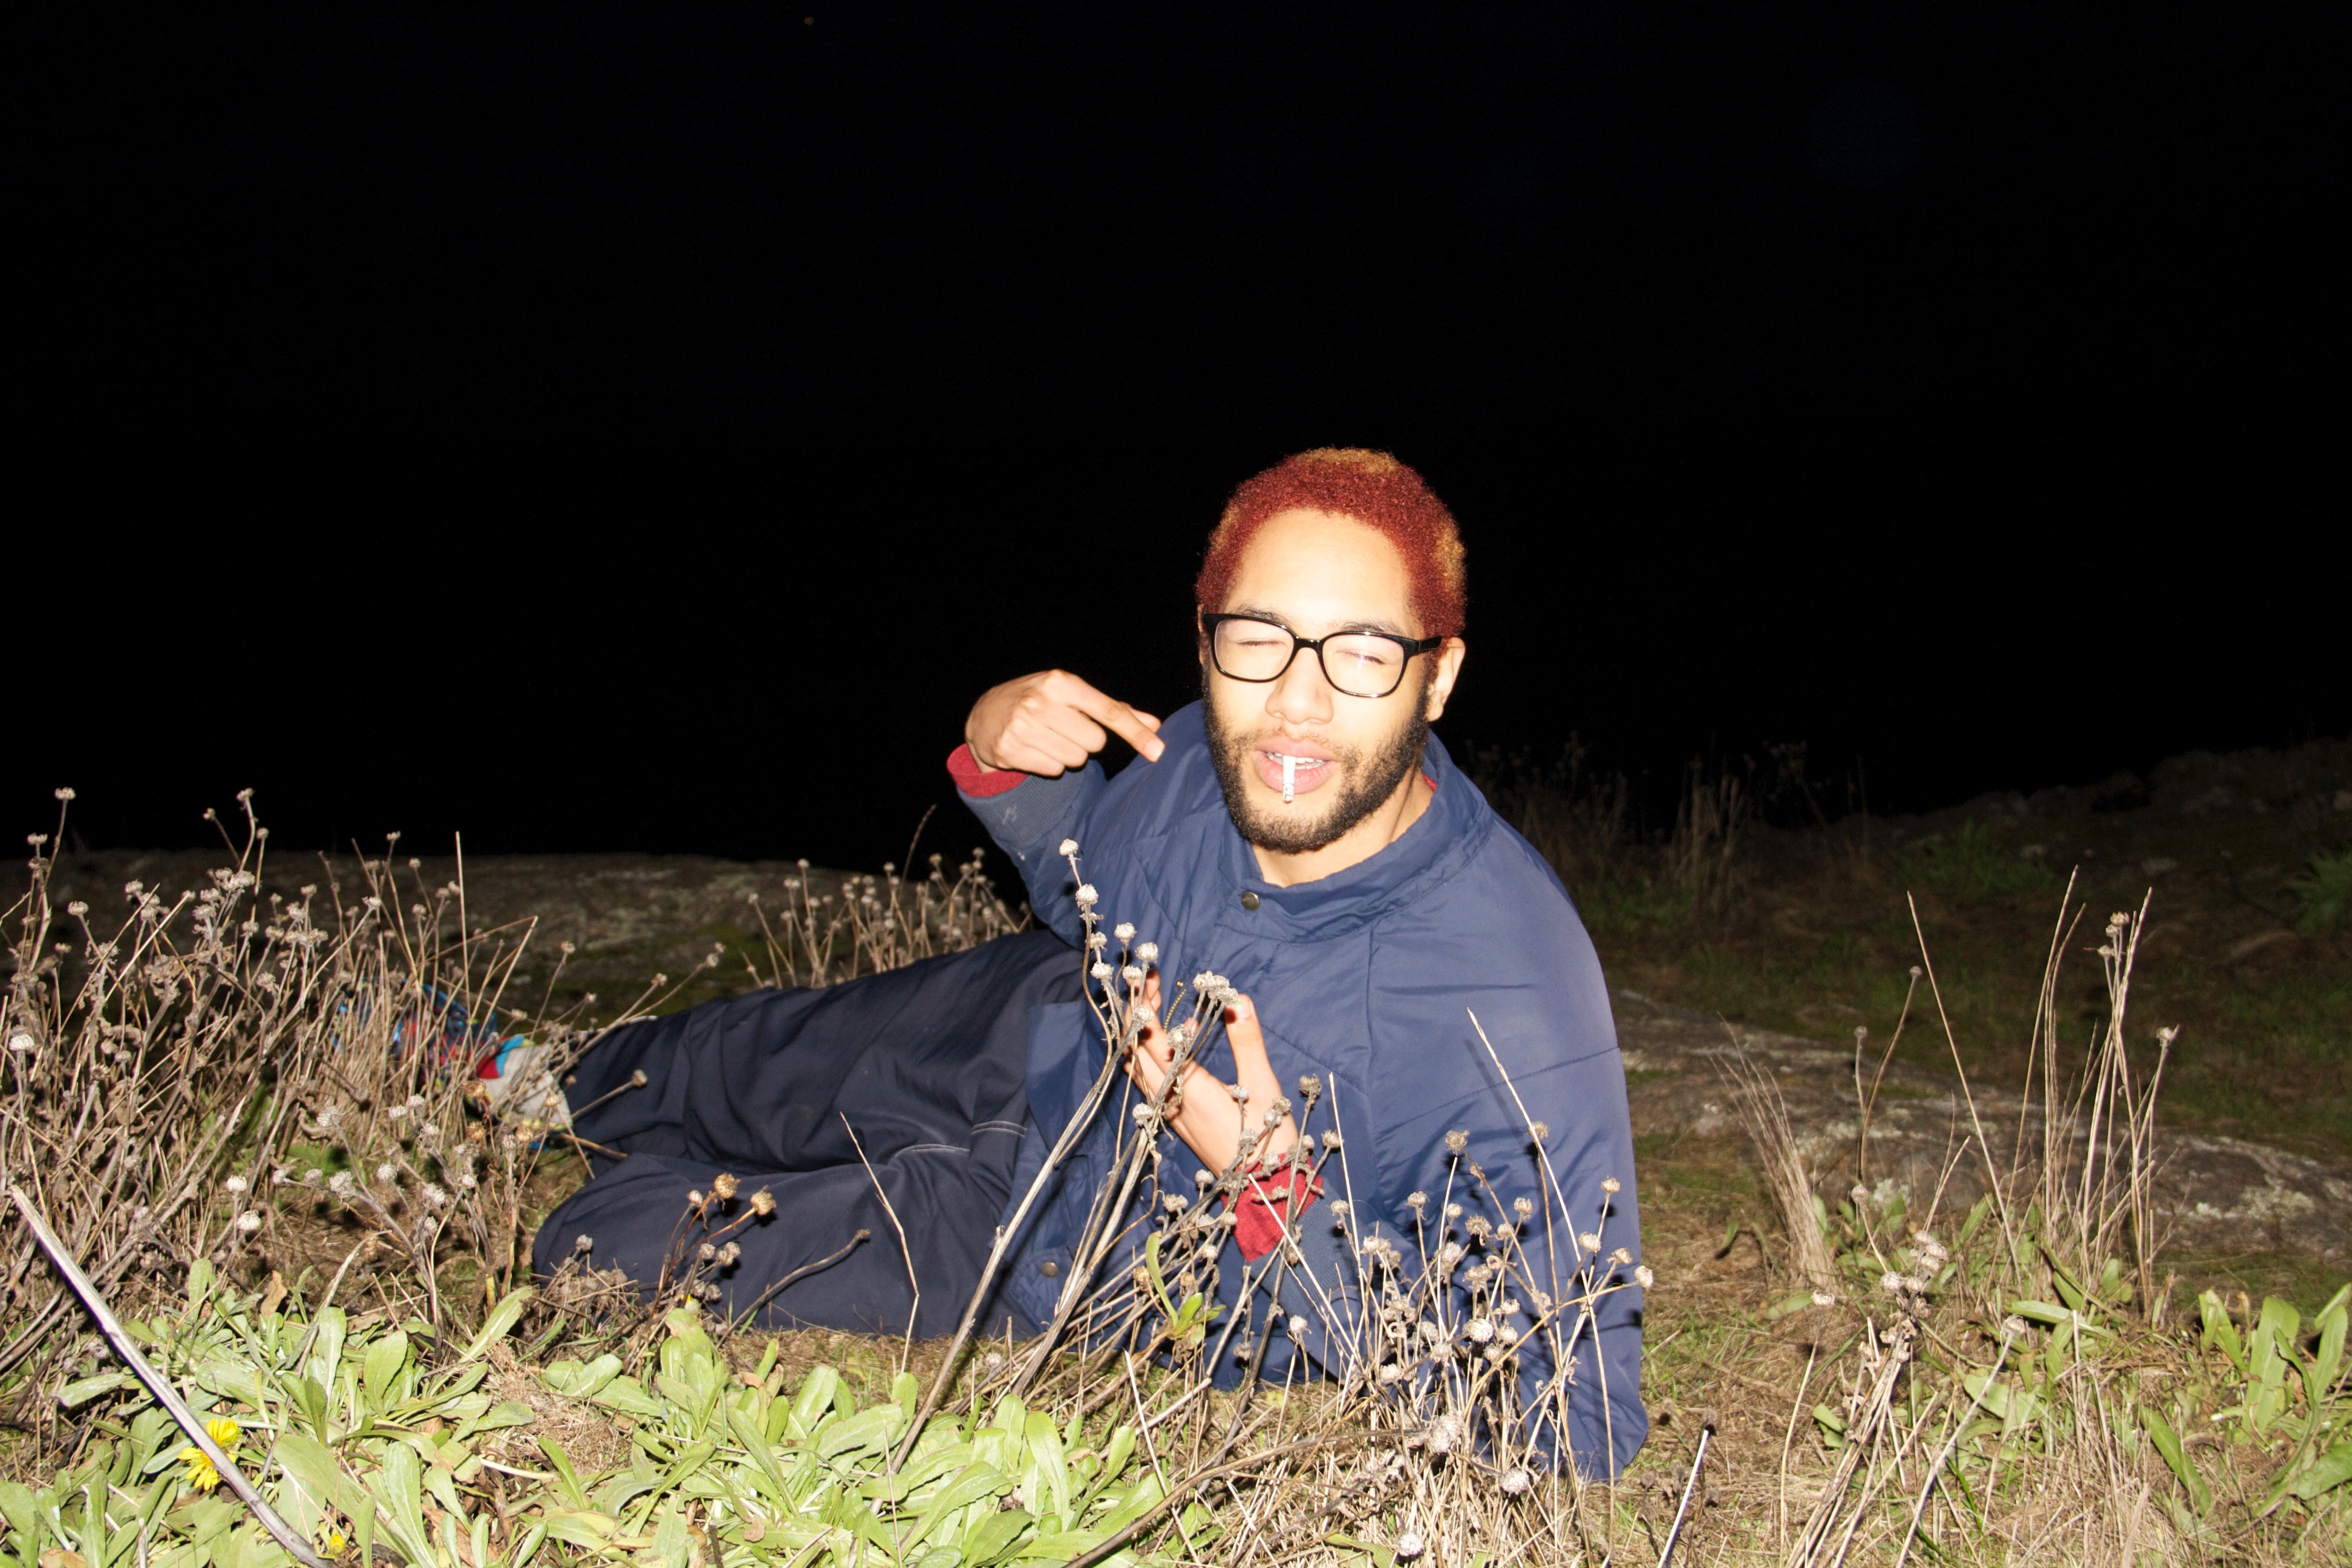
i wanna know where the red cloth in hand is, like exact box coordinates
[1231,1162,1322,1263]
[946,742,1028,799]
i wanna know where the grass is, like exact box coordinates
[1486,738,2352,1160]
[7,764,2352,1566]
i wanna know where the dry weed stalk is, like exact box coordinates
[1717,1036,1840,1295]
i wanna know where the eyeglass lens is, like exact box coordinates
[1211,618,1410,698]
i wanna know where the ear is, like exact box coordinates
[1423,637,1467,723]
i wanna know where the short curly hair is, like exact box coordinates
[1194,448,1467,638]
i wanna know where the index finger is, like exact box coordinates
[1067,680,1165,762]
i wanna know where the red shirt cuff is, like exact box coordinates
[1232,1162,1322,1263]
[947,742,1028,799]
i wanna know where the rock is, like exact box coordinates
[1614,990,2352,1266]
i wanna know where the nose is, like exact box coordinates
[1266,641,1334,728]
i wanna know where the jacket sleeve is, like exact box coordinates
[951,748,1105,947]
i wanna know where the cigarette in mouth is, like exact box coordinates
[1282,754,1298,804]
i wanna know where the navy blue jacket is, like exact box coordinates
[962,703,1646,1475]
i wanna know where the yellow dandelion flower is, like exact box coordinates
[180,1417,240,1492]
[179,1446,222,1492]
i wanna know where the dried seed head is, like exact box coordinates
[1406,1191,1427,1210]
[751,1189,776,1215]
[223,1175,249,1195]
[1114,923,1136,942]
[688,1190,706,1206]
[1395,1532,1426,1560]
[1578,1232,1599,1252]
[1601,1177,1621,1195]
[573,1234,595,1253]
[629,1069,650,1088]
[1057,839,1079,857]
[1074,884,1099,909]
[375,1164,398,1184]
[712,1173,739,1200]
[234,1212,261,1233]
[1514,1196,1534,1218]
[699,1243,719,1263]
[1635,1264,1655,1289]
[1092,961,1114,980]
[1444,1130,1468,1154]
[1499,1467,1532,1496]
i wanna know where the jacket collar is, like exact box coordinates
[1200,719,1491,943]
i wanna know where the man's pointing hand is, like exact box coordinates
[965,669,1165,776]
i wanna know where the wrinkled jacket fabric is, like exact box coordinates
[963,703,1647,1475]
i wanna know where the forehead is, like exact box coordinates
[1223,508,1416,630]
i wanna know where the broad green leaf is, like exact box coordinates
[589,1375,664,1420]
[548,1353,622,1399]
[1765,1292,1817,1322]
[507,1519,547,1568]
[959,1506,1034,1566]
[361,1332,410,1416]
[893,1370,920,1425]
[815,1404,904,1460]
[540,1511,617,1550]
[373,1439,438,1568]
[1024,1413,1069,1527]
[459,1290,532,1364]
[305,1310,345,1395]
[2290,1441,2352,1501]
[56,1376,134,1411]
[788,1367,841,1434]
[535,1439,590,1512]
[2199,1291,2246,1375]
[2139,1407,2212,1517]
[270,1434,364,1527]
[1962,1370,2013,1422]
[901,1463,1012,1555]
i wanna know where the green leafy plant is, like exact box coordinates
[1902,820,2056,900]
[2293,849,2352,935]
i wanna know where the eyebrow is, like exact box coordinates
[1224,604,1417,638]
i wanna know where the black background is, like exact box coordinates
[10,5,2343,865]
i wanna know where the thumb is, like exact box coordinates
[1222,992,1269,1067]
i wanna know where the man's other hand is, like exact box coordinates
[1126,974,1298,1175]
[965,669,1165,776]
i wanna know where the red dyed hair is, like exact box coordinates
[1195,448,1467,638]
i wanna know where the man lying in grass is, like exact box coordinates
[536,449,1647,1475]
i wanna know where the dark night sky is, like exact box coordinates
[9,5,2344,865]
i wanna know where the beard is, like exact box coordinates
[1203,670,1434,857]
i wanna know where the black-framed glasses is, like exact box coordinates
[1201,612,1444,699]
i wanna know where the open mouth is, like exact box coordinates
[1253,747,1334,803]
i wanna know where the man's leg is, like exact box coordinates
[561,929,1073,1171]
[534,1139,1028,1338]
[534,929,1074,1325]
